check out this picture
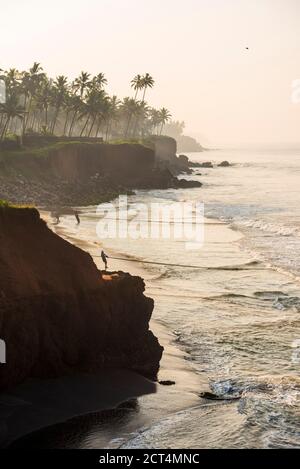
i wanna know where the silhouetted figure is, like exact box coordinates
[75,211,80,224]
[54,213,60,224]
[101,250,108,270]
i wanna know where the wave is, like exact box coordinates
[233,218,300,237]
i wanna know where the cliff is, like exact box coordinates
[0,141,201,206]
[0,206,163,391]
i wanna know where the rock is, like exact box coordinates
[177,178,202,188]
[0,206,163,391]
[199,391,241,401]
[218,161,230,167]
[159,380,176,386]
[199,162,213,168]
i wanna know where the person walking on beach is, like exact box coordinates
[101,250,109,270]
[75,211,80,224]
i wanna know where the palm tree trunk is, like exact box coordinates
[63,111,70,136]
[125,114,132,138]
[68,110,78,136]
[80,116,90,136]
[24,96,32,131]
[51,107,60,135]
[142,86,147,102]
[95,118,103,138]
[105,120,110,142]
[0,117,10,140]
[88,116,96,137]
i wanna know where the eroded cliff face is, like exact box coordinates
[150,136,192,175]
[0,206,163,391]
[48,143,155,183]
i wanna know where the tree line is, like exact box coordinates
[0,63,171,142]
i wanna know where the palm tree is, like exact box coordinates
[149,108,161,135]
[131,74,143,100]
[67,72,92,136]
[50,75,69,134]
[121,97,139,138]
[132,101,149,137]
[158,108,171,135]
[92,73,108,91]
[22,62,45,132]
[73,71,92,98]
[104,95,120,141]
[35,79,53,130]
[141,73,155,102]
[79,89,107,137]
[0,95,25,140]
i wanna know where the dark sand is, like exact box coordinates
[0,370,156,448]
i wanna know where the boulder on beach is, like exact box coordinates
[218,161,230,167]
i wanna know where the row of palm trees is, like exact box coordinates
[0,63,171,142]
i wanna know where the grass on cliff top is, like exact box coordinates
[0,199,35,209]
[0,141,96,161]
[0,139,154,162]
[108,138,154,149]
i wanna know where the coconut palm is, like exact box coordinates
[50,75,69,134]
[73,71,92,98]
[35,79,53,129]
[103,95,120,141]
[149,108,161,135]
[158,108,171,135]
[22,62,45,132]
[79,89,108,137]
[141,73,155,102]
[0,95,25,140]
[92,73,108,91]
[121,97,140,137]
[131,74,143,100]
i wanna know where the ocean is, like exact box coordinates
[21,148,300,449]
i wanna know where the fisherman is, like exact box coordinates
[75,211,80,224]
[101,250,109,270]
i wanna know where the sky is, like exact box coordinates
[1,0,300,146]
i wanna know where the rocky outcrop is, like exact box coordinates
[150,136,193,175]
[0,206,163,391]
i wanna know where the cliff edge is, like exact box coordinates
[0,205,163,391]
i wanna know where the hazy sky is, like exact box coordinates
[1,0,300,146]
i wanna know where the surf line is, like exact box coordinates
[93,255,264,271]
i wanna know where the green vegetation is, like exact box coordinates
[0,64,171,142]
[0,141,91,162]
[0,200,34,209]
[0,199,9,207]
